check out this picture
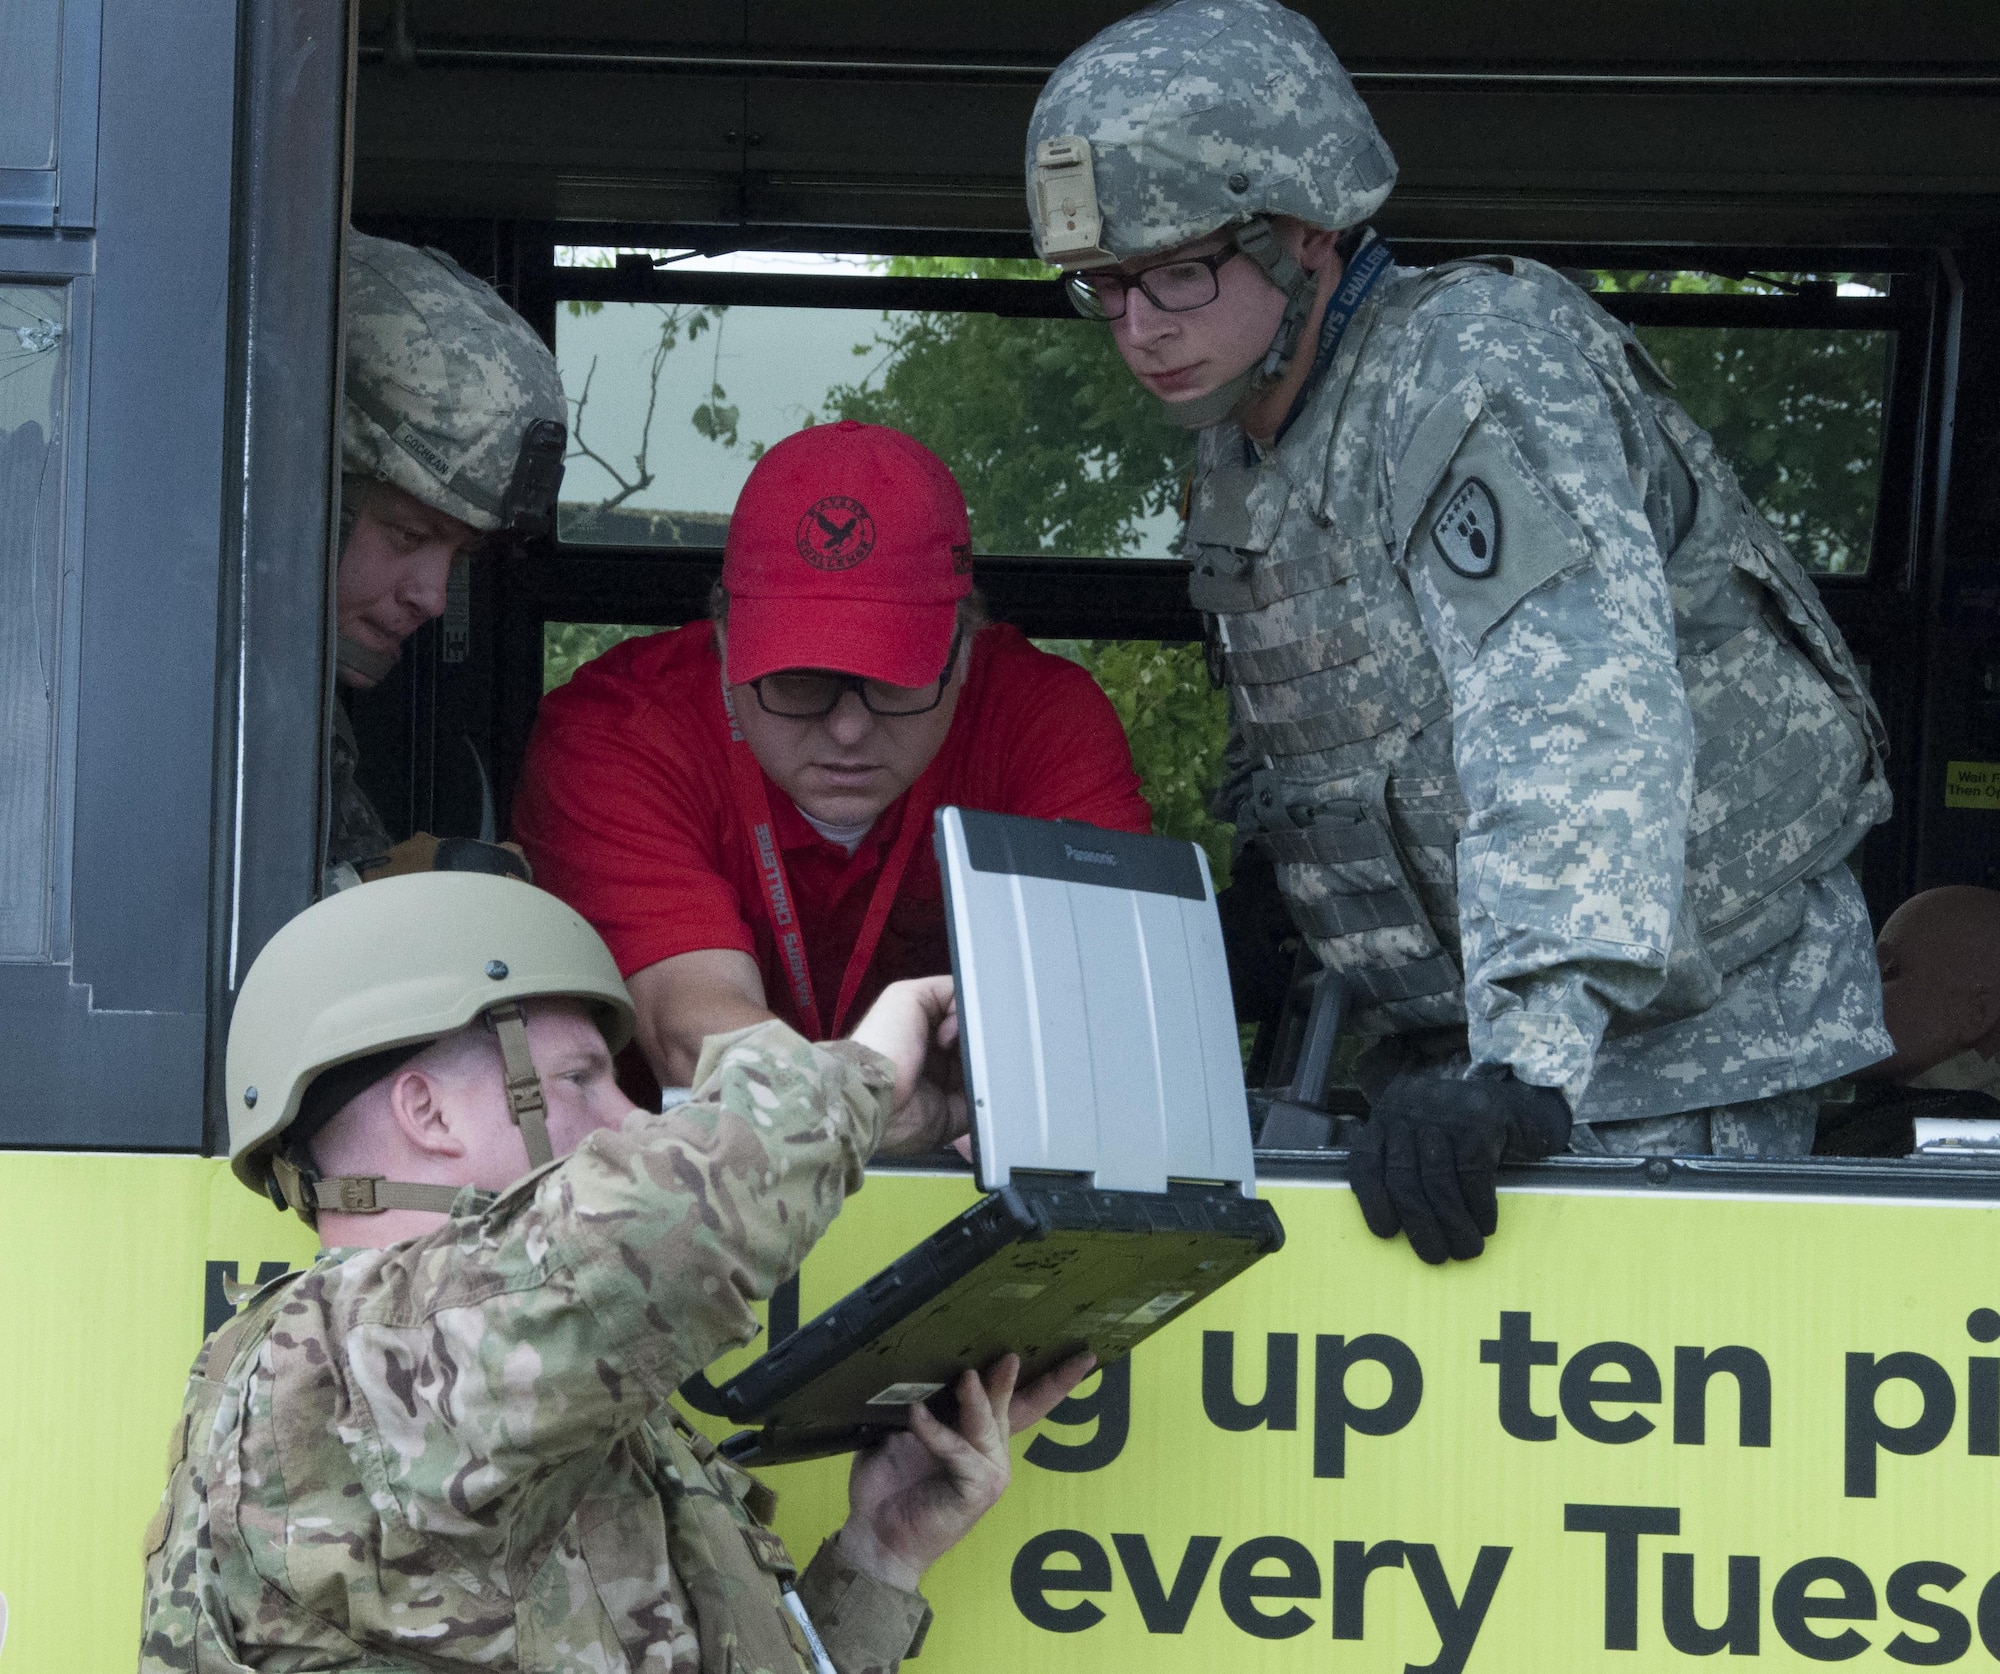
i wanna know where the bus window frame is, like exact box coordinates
[415,224,1971,1199]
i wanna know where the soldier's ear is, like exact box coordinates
[1287,219,1342,277]
[385,1067,468,1159]
[1961,981,2000,1057]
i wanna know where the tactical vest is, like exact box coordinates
[138,1276,822,1674]
[1188,259,1889,1038]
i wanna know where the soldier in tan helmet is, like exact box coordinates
[327,230,569,890]
[138,873,1090,1672]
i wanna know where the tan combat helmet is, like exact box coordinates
[227,872,635,1225]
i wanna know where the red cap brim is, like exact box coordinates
[723,593,960,687]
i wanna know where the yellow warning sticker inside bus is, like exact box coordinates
[1944,760,2000,809]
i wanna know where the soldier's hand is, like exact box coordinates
[849,976,967,1155]
[837,1351,1096,1591]
[1348,1069,1572,1263]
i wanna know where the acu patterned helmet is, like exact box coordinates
[1026,0,1396,268]
[342,230,568,537]
[1027,0,1397,429]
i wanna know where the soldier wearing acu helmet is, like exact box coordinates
[327,230,569,890]
[139,871,1089,1672]
[1028,0,1894,1262]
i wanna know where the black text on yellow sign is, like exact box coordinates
[1004,1309,2000,1667]
[9,1160,2000,1671]
[727,1177,2000,1671]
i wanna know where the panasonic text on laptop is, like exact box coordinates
[692,808,1283,1465]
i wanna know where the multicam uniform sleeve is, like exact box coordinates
[320,1020,893,1580]
[1383,290,1694,1108]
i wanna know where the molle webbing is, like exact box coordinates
[1189,537,1356,614]
[1235,684,1450,759]
[1244,769,1466,1031]
[1222,614,1374,686]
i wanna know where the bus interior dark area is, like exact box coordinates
[339,3,2000,1100]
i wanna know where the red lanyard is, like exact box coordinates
[719,676,944,1040]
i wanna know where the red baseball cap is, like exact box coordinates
[720,420,974,688]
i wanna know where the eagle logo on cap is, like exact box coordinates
[796,495,876,570]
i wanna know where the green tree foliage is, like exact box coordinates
[824,256,1195,555]
[544,622,659,692]
[1596,272,1889,576]
[1633,325,1886,574]
[1038,639,1234,889]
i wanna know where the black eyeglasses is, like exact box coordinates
[1066,246,1240,321]
[750,630,964,720]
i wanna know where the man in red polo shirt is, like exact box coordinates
[514,421,1152,1088]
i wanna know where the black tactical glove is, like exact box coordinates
[1348,1069,1572,1264]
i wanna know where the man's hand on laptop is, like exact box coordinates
[836,1350,1098,1592]
[849,975,968,1155]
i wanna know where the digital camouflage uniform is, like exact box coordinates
[1030,0,1893,1154]
[139,1021,932,1673]
[327,701,392,883]
[1190,257,1891,1152]
[323,232,568,895]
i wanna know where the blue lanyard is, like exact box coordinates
[1275,232,1395,443]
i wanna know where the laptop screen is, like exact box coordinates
[935,808,1255,1197]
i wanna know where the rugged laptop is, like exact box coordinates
[690,807,1284,1465]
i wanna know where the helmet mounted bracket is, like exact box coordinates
[501,418,567,540]
[1033,136,1114,268]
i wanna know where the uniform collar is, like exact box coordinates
[1273,233,1396,446]
[1233,252,1402,519]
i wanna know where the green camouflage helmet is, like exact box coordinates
[1026,0,1396,268]
[227,872,635,1223]
[342,230,568,536]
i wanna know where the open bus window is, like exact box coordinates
[1594,273,1894,577]
[527,253,1918,1164]
[1634,323,1890,576]
[0,283,68,958]
[553,259,1194,559]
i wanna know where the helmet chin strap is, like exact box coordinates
[336,635,399,685]
[269,1001,557,1226]
[485,1001,557,1171]
[1156,216,1322,432]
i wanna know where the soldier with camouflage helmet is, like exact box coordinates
[139,871,1090,1671]
[327,230,569,890]
[1027,0,1894,1262]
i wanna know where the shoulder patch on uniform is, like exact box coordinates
[1408,416,1588,652]
[1431,478,1500,578]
